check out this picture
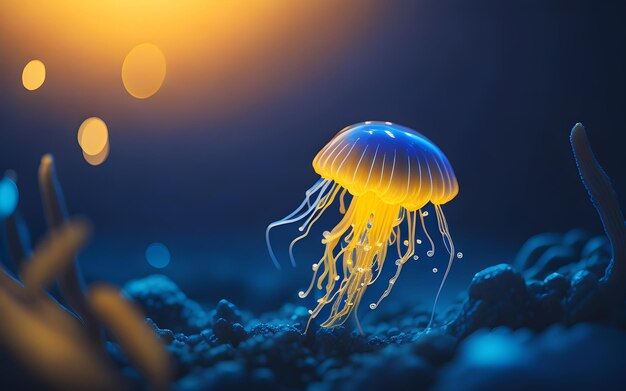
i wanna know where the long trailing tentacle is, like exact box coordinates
[265,178,330,269]
[369,208,416,310]
[427,204,455,328]
[288,183,340,267]
[419,208,435,257]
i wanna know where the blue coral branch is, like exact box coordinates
[570,123,626,297]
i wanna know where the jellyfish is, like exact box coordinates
[266,121,459,333]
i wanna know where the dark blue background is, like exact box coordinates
[1,0,625,313]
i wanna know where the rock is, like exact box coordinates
[123,274,211,333]
[527,246,578,280]
[562,229,590,254]
[448,265,529,337]
[213,299,243,324]
[212,318,248,347]
[581,235,610,259]
[469,264,526,302]
[566,270,602,323]
[543,273,570,296]
[514,233,562,271]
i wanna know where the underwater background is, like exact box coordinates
[2,1,626,390]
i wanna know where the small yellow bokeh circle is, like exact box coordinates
[22,59,46,91]
[122,43,167,99]
[78,117,109,156]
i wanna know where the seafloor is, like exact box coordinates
[114,228,625,391]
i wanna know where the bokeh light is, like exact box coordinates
[145,242,171,269]
[0,177,19,219]
[77,117,109,156]
[83,142,110,166]
[21,59,46,91]
[122,43,166,99]
[2,1,378,122]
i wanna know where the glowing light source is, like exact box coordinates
[145,243,171,269]
[22,59,46,91]
[122,43,167,99]
[78,117,109,156]
[0,177,19,219]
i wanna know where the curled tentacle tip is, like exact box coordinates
[298,291,306,298]
[369,303,377,310]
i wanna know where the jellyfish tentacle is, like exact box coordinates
[317,245,347,290]
[299,182,338,232]
[266,178,330,269]
[299,262,320,299]
[318,203,357,294]
[419,208,436,257]
[338,187,349,214]
[395,218,404,260]
[369,243,390,285]
[369,261,403,310]
[323,268,369,327]
[305,275,350,333]
[368,207,398,285]
[369,210,416,309]
[435,203,452,255]
[428,205,456,328]
[289,184,340,267]
[267,178,327,230]
[353,288,366,334]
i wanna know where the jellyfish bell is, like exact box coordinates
[313,121,458,208]
[266,121,459,333]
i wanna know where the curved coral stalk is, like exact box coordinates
[570,123,626,296]
[88,284,172,391]
[5,211,31,273]
[0,285,123,391]
[0,264,24,297]
[38,154,101,342]
[21,219,91,295]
